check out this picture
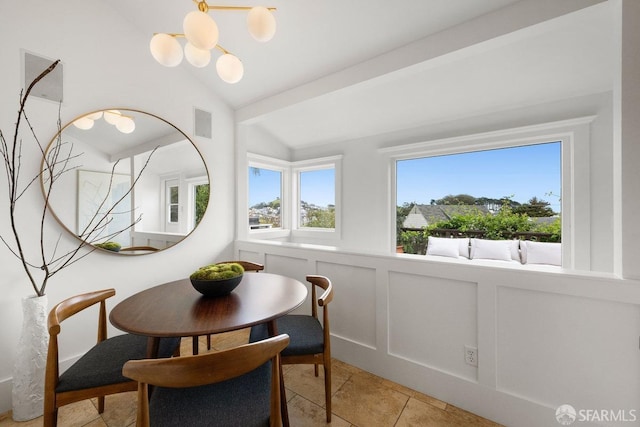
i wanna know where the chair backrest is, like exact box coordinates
[306,275,333,322]
[123,334,290,427]
[218,260,264,272]
[46,289,116,386]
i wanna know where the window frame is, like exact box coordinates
[292,155,342,240]
[246,153,342,240]
[247,154,290,238]
[160,174,181,233]
[186,176,209,230]
[382,116,596,271]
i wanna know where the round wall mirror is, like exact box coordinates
[42,109,209,255]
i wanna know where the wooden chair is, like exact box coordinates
[250,275,334,422]
[197,260,265,352]
[44,289,180,427]
[123,334,290,427]
[217,260,265,272]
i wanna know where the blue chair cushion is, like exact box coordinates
[250,315,324,356]
[148,361,272,427]
[56,334,180,393]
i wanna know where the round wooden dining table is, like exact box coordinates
[110,272,307,427]
[110,272,308,356]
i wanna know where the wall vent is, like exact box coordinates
[194,108,212,139]
[23,51,63,103]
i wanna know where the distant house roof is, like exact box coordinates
[402,204,489,230]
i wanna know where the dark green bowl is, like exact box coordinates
[190,275,243,297]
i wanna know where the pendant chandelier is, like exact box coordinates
[73,110,136,134]
[149,0,277,84]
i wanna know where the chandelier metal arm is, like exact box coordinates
[213,45,231,55]
[192,1,276,12]
[207,5,276,11]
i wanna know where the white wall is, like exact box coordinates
[232,1,640,426]
[0,0,236,412]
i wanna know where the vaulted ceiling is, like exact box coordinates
[107,0,613,148]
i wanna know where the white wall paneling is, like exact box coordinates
[236,239,640,427]
[389,272,478,381]
[317,262,377,349]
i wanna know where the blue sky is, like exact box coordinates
[249,168,335,207]
[249,168,281,207]
[396,142,562,212]
[249,142,561,212]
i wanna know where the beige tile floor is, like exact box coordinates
[0,330,503,427]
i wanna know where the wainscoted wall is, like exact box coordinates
[236,240,640,427]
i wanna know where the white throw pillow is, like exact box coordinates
[509,240,521,262]
[521,241,561,266]
[470,238,512,261]
[456,237,470,258]
[426,236,469,259]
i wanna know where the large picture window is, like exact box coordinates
[395,141,562,264]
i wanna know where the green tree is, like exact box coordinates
[434,194,476,205]
[512,197,555,217]
[194,184,209,225]
[305,206,335,228]
[269,198,281,210]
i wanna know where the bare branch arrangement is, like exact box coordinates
[0,61,155,297]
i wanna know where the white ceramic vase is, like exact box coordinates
[12,294,49,421]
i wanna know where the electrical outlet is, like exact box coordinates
[464,345,478,366]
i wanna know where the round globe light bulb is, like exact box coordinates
[184,42,211,68]
[183,11,219,50]
[116,116,136,134]
[86,111,104,120]
[216,54,244,84]
[73,117,94,130]
[103,110,121,125]
[149,33,184,67]
[247,7,276,42]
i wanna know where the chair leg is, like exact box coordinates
[43,407,57,427]
[98,396,105,413]
[207,334,212,350]
[43,390,57,427]
[314,363,319,377]
[324,362,332,423]
[192,336,199,355]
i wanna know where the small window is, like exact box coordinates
[166,181,179,224]
[248,167,282,229]
[298,168,335,229]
